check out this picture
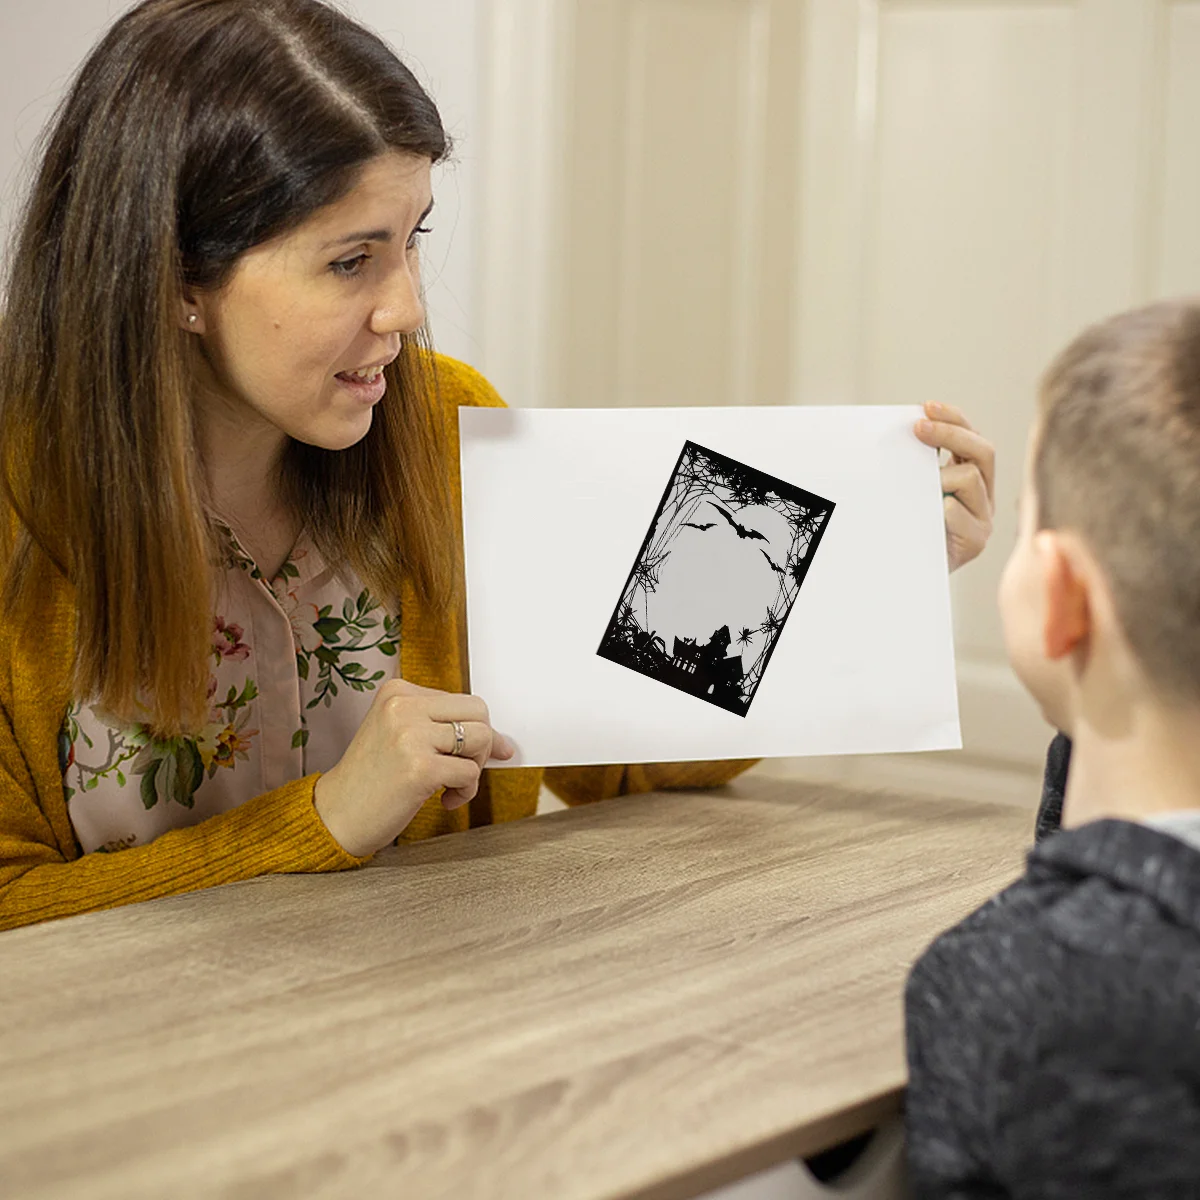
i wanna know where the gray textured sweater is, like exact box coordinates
[905,814,1200,1198]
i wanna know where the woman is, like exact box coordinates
[0,0,996,930]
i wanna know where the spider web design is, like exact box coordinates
[597,441,835,716]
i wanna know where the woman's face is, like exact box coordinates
[190,150,433,452]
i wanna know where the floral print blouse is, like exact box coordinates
[60,527,400,855]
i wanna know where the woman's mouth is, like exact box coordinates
[335,364,387,404]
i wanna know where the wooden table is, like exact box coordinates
[0,774,1032,1200]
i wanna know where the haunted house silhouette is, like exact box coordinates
[665,625,746,712]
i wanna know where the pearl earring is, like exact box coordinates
[188,314,198,326]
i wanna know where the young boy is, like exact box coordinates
[904,299,1200,1197]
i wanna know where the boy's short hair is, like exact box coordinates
[1036,298,1200,703]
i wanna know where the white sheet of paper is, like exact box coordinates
[459,406,960,768]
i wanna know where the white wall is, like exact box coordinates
[349,0,481,366]
[0,0,125,258]
[0,0,482,367]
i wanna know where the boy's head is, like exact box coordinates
[1001,299,1200,733]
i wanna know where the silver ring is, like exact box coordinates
[449,720,466,757]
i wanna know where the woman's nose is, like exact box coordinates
[371,262,425,337]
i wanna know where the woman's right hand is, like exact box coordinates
[313,679,516,857]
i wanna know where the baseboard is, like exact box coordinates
[957,660,1054,770]
[539,751,1044,814]
[750,751,1044,809]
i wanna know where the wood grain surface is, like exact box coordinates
[0,773,1033,1200]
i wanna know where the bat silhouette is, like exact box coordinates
[682,521,716,531]
[759,549,786,576]
[709,503,768,542]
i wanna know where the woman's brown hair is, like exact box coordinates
[0,0,454,735]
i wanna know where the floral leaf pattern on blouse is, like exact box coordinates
[60,700,139,802]
[61,618,261,810]
[217,519,265,581]
[283,585,399,710]
[61,526,401,855]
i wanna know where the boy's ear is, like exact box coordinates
[1034,531,1090,660]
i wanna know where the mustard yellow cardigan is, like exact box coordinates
[0,356,752,930]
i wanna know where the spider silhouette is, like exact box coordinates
[708,503,768,542]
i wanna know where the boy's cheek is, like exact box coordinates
[1023,659,1072,734]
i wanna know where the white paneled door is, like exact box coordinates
[479,0,1200,772]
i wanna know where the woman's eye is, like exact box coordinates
[406,224,433,250]
[331,253,371,278]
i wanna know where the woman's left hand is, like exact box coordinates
[913,401,995,572]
